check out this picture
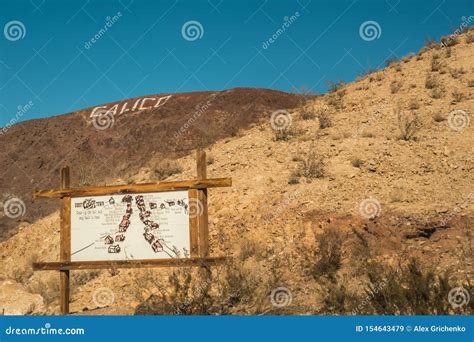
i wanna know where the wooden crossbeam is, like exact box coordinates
[34,178,232,199]
[33,257,227,271]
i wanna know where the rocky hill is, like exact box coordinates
[0,31,473,315]
[0,88,300,240]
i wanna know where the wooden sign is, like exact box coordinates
[32,149,231,314]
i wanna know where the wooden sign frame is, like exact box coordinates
[32,149,231,314]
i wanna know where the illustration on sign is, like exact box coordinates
[70,190,190,261]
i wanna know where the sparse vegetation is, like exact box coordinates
[441,35,459,47]
[425,74,440,89]
[311,228,344,281]
[321,258,473,315]
[430,54,443,72]
[450,67,465,79]
[317,109,332,129]
[300,111,315,120]
[408,98,420,110]
[466,31,474,44]
[390,81,402,94]
[297,150,325,179]
[452,89,465,103]
[274,124,301,141]
[327,90,345,109]
[153,160,183,181]
[430,87,445,99]
[351,158,364,168]
[468,79,474,87]
[395,105,422,141]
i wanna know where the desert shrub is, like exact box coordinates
[441,35,459,47]
[327,90,345,109]
[135,255,270,315]
[452,90,465,103]
[311,228,344,281]
[72,270,100,286]
[431,87,445,99]
[431,54,443,72]
[424,37,439,49]
[445,46,452,58]
[351,158,364,168]
[450,67,465,79]
[408,98,420,110]
[468,80,474,87]
[317,109,332,129]
[425,74,440,89]
[327,81,344,93]
[402,53,414,63]
[321,259,473,315]
[153,160,183,180]
[394,63,402,72]
[300,111,315,120]
[297,150,324,179]
[375,73,383,82]
[288,172,300,185]
[361,131,375,138]
[395,105,422,141]
[466,31,474,44]
[390,81,402,94]
[385,57,399,67]
[274,124,301,141]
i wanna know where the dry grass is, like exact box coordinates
[153,160,183,181]
[311,228,344,281]
[395,105,422,141]
[295,150,325,179]
[390,81,402,94]
[452,90,465,103]
[425,74,440,89]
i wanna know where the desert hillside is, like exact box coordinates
[0,88,300,240]
[0,31,473,315]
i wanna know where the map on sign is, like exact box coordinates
[70,190,190,261]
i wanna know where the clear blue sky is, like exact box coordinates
[0,0,472,126]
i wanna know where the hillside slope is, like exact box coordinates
[0,31,473,315]
[0,88,300,240]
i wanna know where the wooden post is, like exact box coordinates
[196,149,209,258]
[59,166,71,315]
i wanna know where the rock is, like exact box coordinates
[0,279,45,315]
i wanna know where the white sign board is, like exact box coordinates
[70,191,190,261]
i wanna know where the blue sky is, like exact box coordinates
[0,0,472,126]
